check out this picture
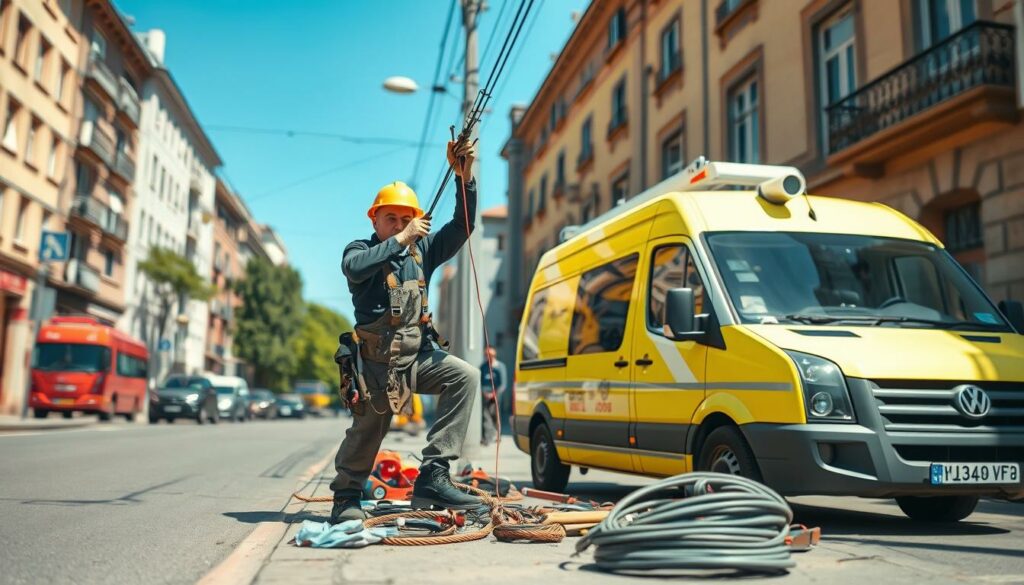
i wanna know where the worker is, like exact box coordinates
[479,347,507,446]
[330,140,482,524]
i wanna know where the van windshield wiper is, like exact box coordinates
[783,313,1009,331]
[783,314,879,325]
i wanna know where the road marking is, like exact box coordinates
[196,446,336,585]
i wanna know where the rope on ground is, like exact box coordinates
[574,472,796,575]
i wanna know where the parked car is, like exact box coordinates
[150,375,218,424]
[294,380,330,416]
[249,388,278,419]
[275,394,306,419]
[30,316,149,422]
[208,374,251,422]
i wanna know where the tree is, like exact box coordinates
[290,302,353,387]
[138,247,216,372]
[233,258,304,390]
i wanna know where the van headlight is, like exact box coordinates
[785,351,855,422]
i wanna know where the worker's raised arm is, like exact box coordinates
[420,175,477,272]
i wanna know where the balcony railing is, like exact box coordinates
[113,150,135,182]
[117,78,141,125]
[64,259,100,294]
[826,22,1016,155]
[70,195,128,241]
[78,120,115,166]
[85,53,118,100]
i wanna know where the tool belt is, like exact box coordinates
[335,331,368,416]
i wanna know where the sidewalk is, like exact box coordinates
[0,413,96,432]
[239,429,965,585]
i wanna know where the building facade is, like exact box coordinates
[504,0,1024,327]
[119,28,220,381]
[0,0,82,413]
[479,205,512,369]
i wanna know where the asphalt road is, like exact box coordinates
[0,416,350,585]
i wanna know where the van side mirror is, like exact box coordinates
[999,300,1024,333]
[665,288,700,340]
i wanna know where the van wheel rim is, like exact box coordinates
[710,447,741,475]
[534,440,550,477]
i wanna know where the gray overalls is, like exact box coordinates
[330,250,479,497]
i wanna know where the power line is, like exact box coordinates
[409,0,459,191]
[248,145,414,202]
[206,124,434,147]
[479,0,512,69]
[483,0,543,130]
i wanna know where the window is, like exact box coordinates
[569,254,638,354]
[103,248,115,277]
[147,216,153,244]
[612,172,629,204]
[919,0,976,48]
[2,99,20,153]
[819,8,857,153]
[15,14,30,70]
[556,150,565,188]
[497,233,505,251]
[115,127,127,155]
[159,167,166,200]
[579,116,593,163]
[521,287,550,361]
[117,352,147,378]
[608,7,627,49]
[24,117,39,167]
[75,161,95,195]
[14,196,28,242]
[648,245,706,334]
[610,77,627,131]
[526,189,535,219]
[89,28,106,60]
[728,76,759,163]
[56,59,69,104]
[539,174,548,211]
[661,130,684,179]
[660,18,681,80]
[47,136,59,178]
[83,94,99,124]
[944,201,982,252]
[149,155,158,189]
[495,280,505,297]
[35,36,49,83]
[549,103,558,132]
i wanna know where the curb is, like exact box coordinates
[0,420,97,432]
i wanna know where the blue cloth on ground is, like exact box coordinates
[292,520,392,548]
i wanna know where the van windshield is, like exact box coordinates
[32,343,110,373]
[705,232,1011,332]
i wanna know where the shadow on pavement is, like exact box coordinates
[790,502,1011,537]
[20,476,190,506]
[564,561,786,580]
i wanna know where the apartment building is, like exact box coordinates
[504,0,1024,322]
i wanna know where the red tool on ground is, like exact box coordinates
[362,450,419,500]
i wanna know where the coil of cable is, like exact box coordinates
[574,472,796,575]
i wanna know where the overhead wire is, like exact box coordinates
[248,145,413,202]
[409,0,459,191]
[206,125,432,147]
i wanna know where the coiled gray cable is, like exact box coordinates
[574,472,796,574]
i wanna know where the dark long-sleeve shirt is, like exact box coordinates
[343,177,477,327]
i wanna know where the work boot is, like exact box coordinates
[329,492,366,524]
[411,461,484,510]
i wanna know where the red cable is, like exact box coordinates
[456,154,503,492]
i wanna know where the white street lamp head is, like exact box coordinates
[383,76,419,94]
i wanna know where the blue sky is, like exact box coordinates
[116,0,589,322]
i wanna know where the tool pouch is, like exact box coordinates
[335,332,366,416]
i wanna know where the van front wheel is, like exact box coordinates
[895,495,978,522]
[531,424,570,492]
[697,426,763,481]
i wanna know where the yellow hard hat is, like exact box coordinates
[367,181,424,219]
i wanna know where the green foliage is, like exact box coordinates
[290,302,353,387]
[233,258,304,390]
[138,247,216,342]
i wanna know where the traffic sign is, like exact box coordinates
[39,231,69,262]
[158,339,172,351]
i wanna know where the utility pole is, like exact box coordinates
[455,0,484,459]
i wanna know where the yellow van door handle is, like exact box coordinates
[613,358,629,369]
[635,356,654,367]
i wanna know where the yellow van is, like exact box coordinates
[512,157,1024,522]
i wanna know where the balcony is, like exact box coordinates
[190,166,203,193]
[84,53,118,101]
[112,150,136,182]
[70,195,129,241]
[64,259,100,294]
[826,22,1017,168]
[78,120,115,166]
[187,210,202,240]
[117,78,141,126]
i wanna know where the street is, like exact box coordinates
[4,418,1022,584]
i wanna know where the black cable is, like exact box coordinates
[409,0,459,190]
[482,1,543,130]
[479,0,512,68]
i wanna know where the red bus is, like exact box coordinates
[29,316,149,421]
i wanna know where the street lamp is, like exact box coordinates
[383,76,419,94]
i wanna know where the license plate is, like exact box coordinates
[54,398,75,406]
[280,407,291,415]
[55,384,77,392]
[164,405,182,413]
[930,463,1020,485]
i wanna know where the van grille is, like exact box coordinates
[870,380,1024,433]
[893,445,1024,463]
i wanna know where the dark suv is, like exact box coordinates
[149,375,219,424]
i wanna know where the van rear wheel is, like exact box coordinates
[531,423,570,492]
[697,426,763,481]
[895,495,979,522]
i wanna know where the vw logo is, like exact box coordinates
[953,385,991,419]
